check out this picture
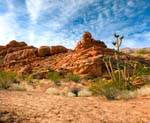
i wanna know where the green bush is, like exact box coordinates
[0,71,16,89]
[66,73,80,82]
[46,71,62,82]
[137,64,150,75]
[89,79,136,100]
[90,80,118,99]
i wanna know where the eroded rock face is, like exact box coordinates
[75,32,107,51]
[4,48,37,64]
[0,40,28,56]
[19,64,33,74]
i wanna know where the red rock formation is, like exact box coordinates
[4,48,37,64]
[19,64,33,74]
[75,32,106,51]
[0,40,29,57]
[38,46,50,57]
[6,40,27,48]
[50,45,68,55]
[38,45,68,57]
[0,32,142,77]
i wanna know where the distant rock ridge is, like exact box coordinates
[121,47,150,54]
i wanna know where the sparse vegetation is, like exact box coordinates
[0,71,16,89]
[66,73,80,82]
[90,80,119,99]
[90,34,150,99]
[46,71,62,83]
[103,34,137,91]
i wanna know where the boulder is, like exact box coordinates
[78,89,92,97]
[45,87,60,95]
[38,46,50,57]
[50,45,68,55]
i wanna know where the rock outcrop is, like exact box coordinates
[0,40,30,57]
[0,32,146,77]
[38,45,68,57]
[6,40,27,48]
[4,48,37,64]
[75,32,107,51]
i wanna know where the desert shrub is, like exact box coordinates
[90,80,120,99]
[19,73,33,83]
[19,74,29,80]
[103,34,139,90]
[90,78,137,100]
[27,74,34,83]
[0,71,16,89]
[46,71,62,82]
[66,73,80,82]
[137,64,150,75]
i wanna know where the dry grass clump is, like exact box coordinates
[0,71,16,89]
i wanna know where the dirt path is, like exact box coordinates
[0,91,150,123]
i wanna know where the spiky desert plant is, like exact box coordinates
[103,34,137,90]
[112,33,124,60]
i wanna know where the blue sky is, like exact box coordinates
[0,0,150,49]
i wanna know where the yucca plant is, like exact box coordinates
[103,34,137,90]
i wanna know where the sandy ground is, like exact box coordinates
[0,91,150,123]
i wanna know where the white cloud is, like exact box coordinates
[6,0,15,11]
[0,12,16,45]
[25,0,96,48]
[25,0,50,23]
[0,1,29,46]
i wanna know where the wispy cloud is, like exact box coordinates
[25,0,50,23]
